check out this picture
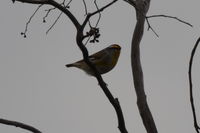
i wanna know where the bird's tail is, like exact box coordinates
[65,63,75,67]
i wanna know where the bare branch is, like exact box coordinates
[13,0,128,133]
[21,4,43,38]
[130,0,158,133]
[82,0,93,31]
[189,37,200,133]
[13,0,48,4]
[144,14,192,38]
[147,14,193,27]
[145,17,159,37]
[48,0,80,30]
[73,1,128,132]
[75,38,128,133]
[44,0,72,33]
[82,0,88,15]
[81,0,117,45]
[82,0,118,29]
[43,7,56,23]
[0,118,41,133]
[14,0,80,30]
[46,11,62,34]
[94,0,101,27]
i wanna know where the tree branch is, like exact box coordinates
[76,32,128,133]
[48,0,80,30]
[0,118,41,133]
[123,0,136,8]
[12,0,127,132]
[129,0,158,133]
[21,4,43,37]
[74,1,127,132]
[145,17,159,37]
[188,37,200,133]
[147,14,193,27]
[14,0,81,30]
[46,11,62,34]
[44,0,72,34]
[81,0,118,30]
[13,0,48,4]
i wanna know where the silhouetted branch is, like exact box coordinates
[46,11,62,34]
[189,37,200,133]
[44,0,72,34]
[21,4,43,37]
[82,0,118,29]
[43,7,56,23]
[82,0,87,15]
[12,0,127,133]
[0,118,41,133]
[48,0,81,30]
[82,0,117,45]
[147,14,193,27]
[94,0,101,27]
[75,1,128,132]
[13,0,48,4]
[146,14,192,37]
[75,37,128,133]
[145,17,159,37]
[127,0,158,133]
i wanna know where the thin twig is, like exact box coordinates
[82,0,117,45]
[94,0,101,27]
[147,14,193,27]
[145,17,159,37]
[46,11,63,34]
[21,4,43,37]
[84,0,101,46]
[145,14,192,37]
[82,0,93,30]
[43,7,56,23]
[82,0,88,15]
[82,0,118,30]
[45,0,72,34]
[189,37,200,133]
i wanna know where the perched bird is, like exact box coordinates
[66,44,121,76]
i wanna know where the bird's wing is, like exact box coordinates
[89,50,109,62]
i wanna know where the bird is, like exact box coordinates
[65,44,121,76]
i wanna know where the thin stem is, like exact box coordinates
[48,0,81,30]
[82,0,118,30]
[94,0,101,27]
[22,4,43,37]
[147,14,193,27]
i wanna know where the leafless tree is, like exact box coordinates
[1,0,198,133]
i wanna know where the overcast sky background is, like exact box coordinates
[1,0,200,133]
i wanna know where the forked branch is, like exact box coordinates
[146,14,192,38]
[147,15,193,27]
[12,0,127,133]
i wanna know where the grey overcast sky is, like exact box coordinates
[1,0,200,133]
